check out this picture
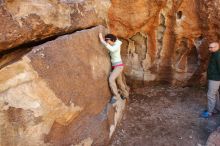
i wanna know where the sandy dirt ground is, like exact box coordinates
[110,85,220,146]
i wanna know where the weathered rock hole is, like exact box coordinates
[176,11,183,19]
[130,33,147,61]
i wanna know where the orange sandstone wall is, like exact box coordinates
[108,0,220,86]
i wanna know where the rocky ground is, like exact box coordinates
[110,85,220,146]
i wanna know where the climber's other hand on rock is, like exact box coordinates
[99,33,104,41]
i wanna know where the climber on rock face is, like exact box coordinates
[99,33,129,104]
[201,42,220,118]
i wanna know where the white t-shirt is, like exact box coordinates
[101,39,122,66]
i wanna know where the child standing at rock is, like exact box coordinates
[99,33,129,103]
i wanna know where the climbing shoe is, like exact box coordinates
[200,110,212,118]
[120,95,127,100]
[212,109,220,115]
[109,97,117,104]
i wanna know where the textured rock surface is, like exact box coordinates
[206,127,220,146]
[2,0,220,86]
[108,0,220,86]
[1,0,220,145]
[0,0,110,51]
[0,26,127,146]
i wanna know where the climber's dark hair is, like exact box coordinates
[105,34,117,42]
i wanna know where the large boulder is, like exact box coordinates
[206,127,220,146]
[0,0,110,51]
[0,25,127,146]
